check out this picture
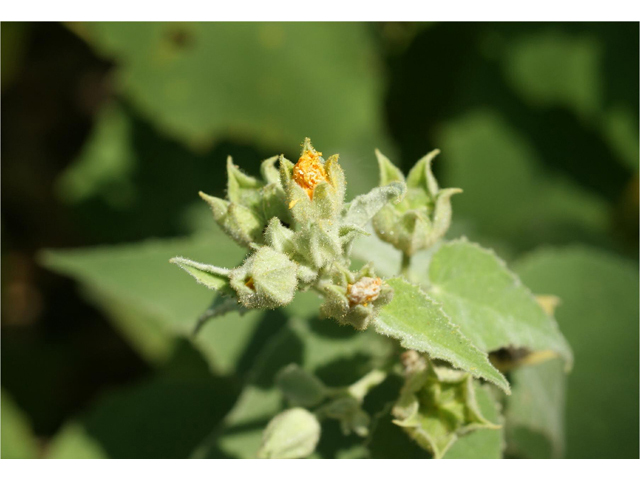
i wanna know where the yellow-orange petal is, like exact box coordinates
[292,148,328,200]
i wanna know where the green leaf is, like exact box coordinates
[71,23,390,189]
[257,408,321,459]
[46,357,238,459]
[514,246,639,459]
[376,277,510,393]
[423,239,573,367]
[504,30,602,120]
[505,358,566,458]
[55,101,136,206]
[1,389,39,459]
[39,233,267,376]
[444,385,504,459]
[193,316,394,458]
[437,110,609,250]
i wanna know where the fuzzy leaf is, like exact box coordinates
[169,257,231,291]
[40,234,267,376]
[376,278,510,393]
[424,239,573,367]
[342,182,406,228]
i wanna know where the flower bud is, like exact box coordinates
[257,408,321,459]
[286,138,346,225]
[392,356,499,458]
[372,149,462,256]
[319,264,393,330]
[199,192,263,247]
[229,246,298,309]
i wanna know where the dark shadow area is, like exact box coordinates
[307,315,360,340]
[235,307,289,377]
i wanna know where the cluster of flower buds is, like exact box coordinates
[373,149,462,257]
[171,138,405,329]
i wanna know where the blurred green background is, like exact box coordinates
[1,22,638,459]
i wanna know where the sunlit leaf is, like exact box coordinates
[39,232,267,376]
[423,239,573,367]
[376,277,510,393]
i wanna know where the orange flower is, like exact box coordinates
[292,147,328,200]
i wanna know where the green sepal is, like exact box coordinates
[313,182,341,220]
[260,155,282,185]
[293,222,342,270]
[430,187,463,244]
[295,264,318,286]
[169,256,231,291]
[229,246,298,309]
[263,217,296,254]
[279,155,295,188]
[392,357,500,459]
[260,182,292,225]
[318,264,393,331]
[376,148,405,186]
[199,192,263,247]
[338,224,369,255]
[406,149,440,195]
[325,154,346,210]
[286,181,315,224]
[226,156,264,210]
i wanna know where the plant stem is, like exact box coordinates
[400,252,412,277]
